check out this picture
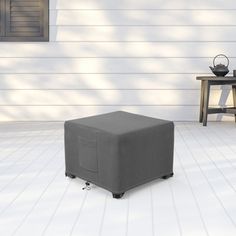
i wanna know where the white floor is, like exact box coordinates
[1,122,236,236]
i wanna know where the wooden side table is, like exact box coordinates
[196,76,236,126]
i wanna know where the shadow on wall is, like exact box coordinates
[0,0,235,121]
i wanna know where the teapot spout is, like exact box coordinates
[209,66,214,71]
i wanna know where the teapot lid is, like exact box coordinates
[215,63,226,67]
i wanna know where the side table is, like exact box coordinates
[196,76,236,126]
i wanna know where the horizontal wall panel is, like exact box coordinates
[0,58,235,73]
[0,74,233,90]
[49,10,236,26]
[0,90,233,106]
[49,26,236,42]
[0,74,203,89]
[49,0,236,10]
[0,42,236,57]
[0,105,234,121]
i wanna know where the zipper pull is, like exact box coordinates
[82,181,91,190]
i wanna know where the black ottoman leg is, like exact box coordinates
[112,193,125,199]
[162,173,174,180]
[65,172,76,179]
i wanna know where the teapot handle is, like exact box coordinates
[213,54,229,67]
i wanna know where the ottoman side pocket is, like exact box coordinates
[78,136,98,172]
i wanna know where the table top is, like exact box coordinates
[196,76,236,81]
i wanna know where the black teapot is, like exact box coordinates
[209,54,229,77]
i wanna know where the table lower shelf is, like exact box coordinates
[208,107,236,114]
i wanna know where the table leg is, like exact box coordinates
[199,80,205,122]
[232,85,236,122]
[203,81,210,126]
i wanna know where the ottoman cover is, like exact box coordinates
[64,111,174,195]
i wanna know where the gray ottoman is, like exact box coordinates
[64,111,174,198]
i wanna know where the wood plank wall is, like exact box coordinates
[0,0,236,121]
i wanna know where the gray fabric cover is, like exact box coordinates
[64,111,174,194]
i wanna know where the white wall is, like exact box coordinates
[0,0,236,121]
